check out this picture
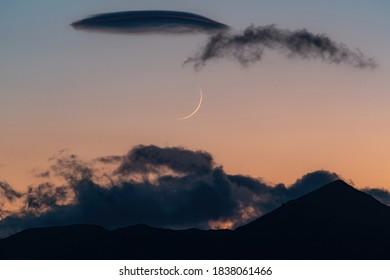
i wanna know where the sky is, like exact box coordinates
[1,0,390,234]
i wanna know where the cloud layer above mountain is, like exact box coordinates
[0,145,388,238]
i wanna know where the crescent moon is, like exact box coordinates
[177,89,203,120]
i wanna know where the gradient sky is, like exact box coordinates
[1,0,390,191]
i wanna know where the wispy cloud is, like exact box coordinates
[0,182,22,203]
[185,25,377,70]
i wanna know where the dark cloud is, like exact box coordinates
[184,24,377,70]
[0,145,346,238]
[50,154,93,183]
[95,155,123,164]
[288,170,340,197]
[32,169,50,178]
[362,187,390,205]
[0,182,22,202]
[24,183,70,214]
[116,145,214,176]
[0,182,22,220]
[71,10,229,35]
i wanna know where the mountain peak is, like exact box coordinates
[233,179,390,259]
[300,179,358,199]
[295,179,381,208]
[314,179,357,193]
[238,179,390,233]
[322,179,354,188]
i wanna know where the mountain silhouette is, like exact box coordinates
[234,179,390,259]
[1,180,390,259]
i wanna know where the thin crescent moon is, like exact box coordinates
[177,89,203,120]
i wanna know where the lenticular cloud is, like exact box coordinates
[71,10,229,35]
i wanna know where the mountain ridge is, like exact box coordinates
[1,180,390,259]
